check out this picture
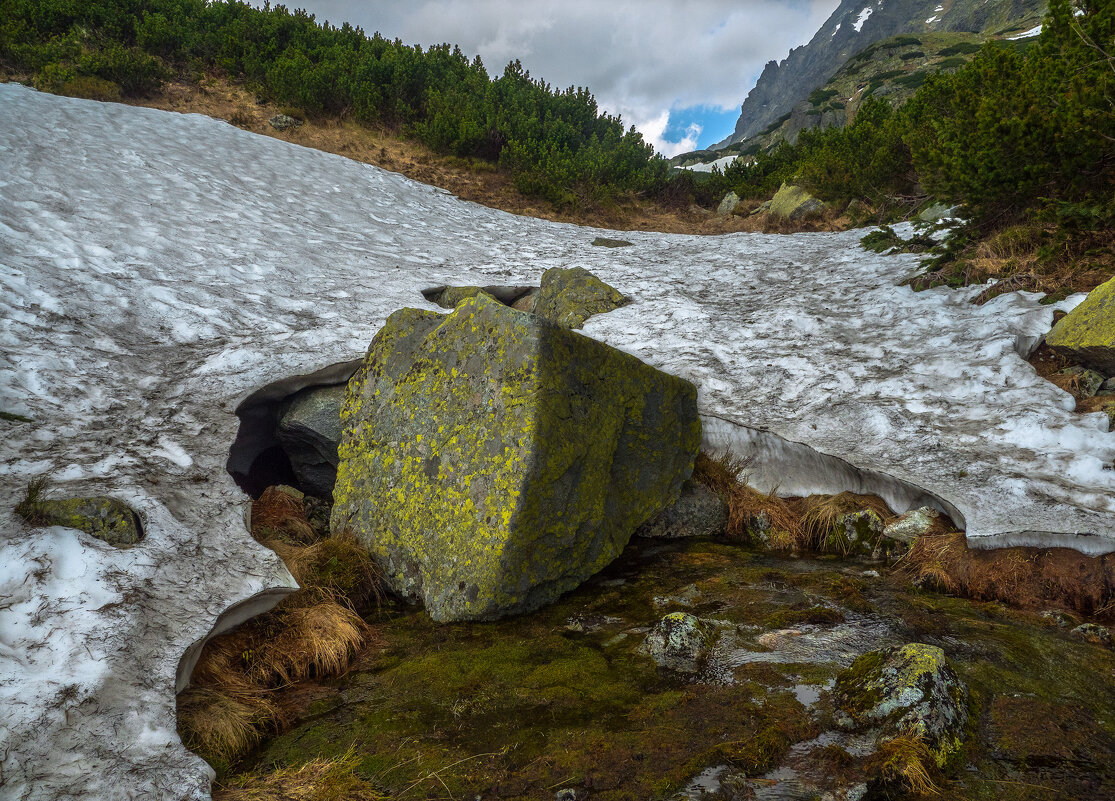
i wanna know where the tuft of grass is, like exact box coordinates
[864,736,944,797]
[177,685,285,771]
[902,530,1115,617]
[14,474,51,525]
[249,601,368,686]
[179,485,387,772]
[792,492,894,551]
[214,748,385,801]
[692,451,801,545]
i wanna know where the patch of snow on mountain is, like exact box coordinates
[3,82,1115,799]
[1009,24,1044,39]
[682,154,738,173]
[853,7,874,32]
[831,22,842,37]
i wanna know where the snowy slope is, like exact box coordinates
[2,83,1115,799]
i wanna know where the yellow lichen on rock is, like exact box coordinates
[330,294,700,621]
[1046,275,1115,373]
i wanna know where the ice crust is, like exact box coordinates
[2,83,1115,798]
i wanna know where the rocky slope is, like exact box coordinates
[717,0,1047,148]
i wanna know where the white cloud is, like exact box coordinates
[634,111,703,158]
[279,1,840,153]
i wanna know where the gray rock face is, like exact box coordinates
[277,383,347,498]
[642,612,714,672]
[1071,623,1113,648]
[834,643,969,765]
[719,0,1047,147]
[637,479,728,539]
[268,114,303,131]
[717,191,741,216]
[330,294,701,622]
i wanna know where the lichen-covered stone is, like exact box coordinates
[637,479,727,539]
[330,294,701,621]
[825,509,885,556]
[267,114,302,131]
[433,285,496,309]
[641,612,714,672]
[717,192,741,216]
[277,383,346,498]
[769,183,825,220]
[1071,622,1113,648]
[533,267,629,329]
[591,237,633,248]
[33,497,142,547]
[1046,276,1115,373]
[834,643,969,767]
[882,507,940,546]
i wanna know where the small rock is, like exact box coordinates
[834,643,969,766]
[918,202,955,223]
[637,479,727,539]
[27,497,142,547]
[769,182,825,220]
[883,507,941,545]
[532,266,629,329]
[1046,276,1115,373]
[509,288,539,313]
[1040,609,1077,629]
[825,509,885,556]
[1101,377,1115,392]
[554,789,578,801]
[268,114,303,131]
[642,612,715,672]
[1080,369,1106,398]
[862,569,880,578]
[1071,622,1113,647]
[591,237,633,248]
[717,191,741,216]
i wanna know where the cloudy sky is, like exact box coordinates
[283,1,840,155]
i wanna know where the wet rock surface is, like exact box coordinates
[239,539,1115,800]
[276,383,346,498]
[642,612,715,672]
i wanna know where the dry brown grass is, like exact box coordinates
[791,492,895,552]
[179,486,386,771]
[249,601,369,686]
[177,685,285,769]
[864,736,944,798]
[903,531,1115,618]
[692,451,802,546]
[215,749,384,801]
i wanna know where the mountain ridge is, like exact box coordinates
[716,0,1048,148]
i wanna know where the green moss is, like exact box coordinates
[0,410,33,423]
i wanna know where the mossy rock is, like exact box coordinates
[769,183,825,220]
[1045,276,1115,373]
[330,294,700,621]
[432,285,496,309]
[834,643,968,767]
[532,267,629,329]
[26,496,142,547]
[824,509,885,556]
[641,612,715,672]
[591,237,633,248]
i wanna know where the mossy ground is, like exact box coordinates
[226,539,1115,800]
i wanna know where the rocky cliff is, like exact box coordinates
[717,0,1047,148]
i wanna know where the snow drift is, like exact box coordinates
[2,83,1115,799]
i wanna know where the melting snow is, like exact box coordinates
[831,22,842,37]
[3,81,1115,798]
[1009,24,1044,39]
[853,7,873,32]
[681,154,738,173]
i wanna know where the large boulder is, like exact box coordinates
[769,182,825,220]
[330,294,701,621]
[1045,276,1115,373]
[276,383,347,498]
[717,192,741,216]
[533,266,629,329]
